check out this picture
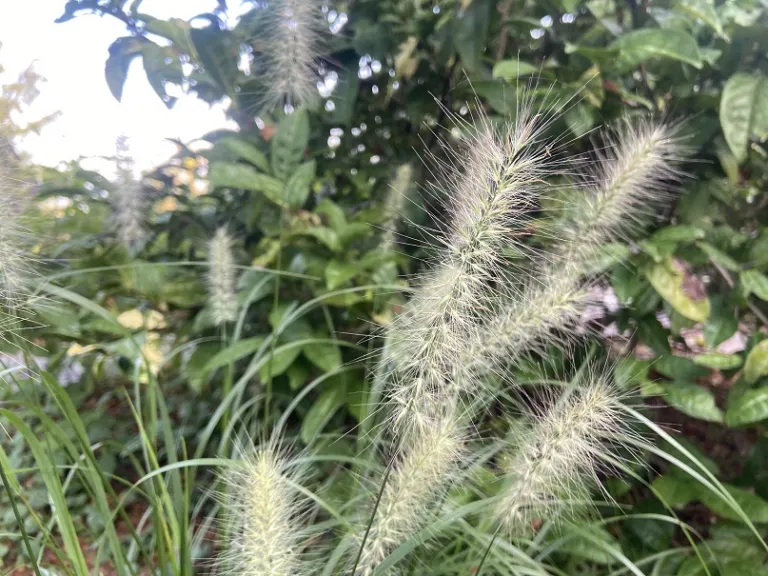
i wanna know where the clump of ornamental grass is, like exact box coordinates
[216,439,315,576]
[110,136,148,253]
[207,227,239,325]
[495,372,640,534]
[350,98,564,575]
[350,112,683,573]
[254,0,326,110]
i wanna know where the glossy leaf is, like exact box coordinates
[720,73,768,163]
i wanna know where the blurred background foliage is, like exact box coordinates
[2,0,768,573]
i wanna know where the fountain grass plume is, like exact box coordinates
[380,163,413,251]
[207,226,239,326]
[256,0,326,110]
[216,438,315,576]
[496,370,640,534]
[0,134,36,310]
[467,118,683,382]
[112,177,148,253]
[385,100,559,433]
[354,405,466,576]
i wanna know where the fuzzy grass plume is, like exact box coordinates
[207,227,239,325]
[386,103,555,432]
[496,372,637,533]
[217,440,313,576]
[0,134,35,310]
[467,119,682,380]
[379,163,412,251]
[256,0,325,110]
[112,178,147,253]
[354,408,465,575]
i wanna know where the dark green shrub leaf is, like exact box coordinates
[300,381,347,444]
[720,73,768,163]
[284,160,316,208]
[613,28,702,69]
[741,269,768,301]
[726,387,768,426]
[662,381,723,422]
[271,109,310,181]
[744,340,768,384]
[692,353,742,370]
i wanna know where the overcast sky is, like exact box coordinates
[0,0,238,172]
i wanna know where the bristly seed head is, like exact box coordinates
[217,440,314,576]
[256,0,326,111]
[465,118,683,383]
[207,227,239,325]
[497,374,637,533]
[354,408,466,576]
[386,103,556,432]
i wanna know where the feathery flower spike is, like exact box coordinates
[207,227,239,325]
[497,375,636,533]
[217,441,313,576]
[468,119,682,380]
[258,0,325,110]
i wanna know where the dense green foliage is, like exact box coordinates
[2,0,768,573]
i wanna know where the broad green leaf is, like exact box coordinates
[303,338,342,372]
[215,137,269,171]
[271,109,310,181]
[692,353,742,370]
[557,525,621,565]
[105,36,144,102]
[186,342,220,393]
[142,16,195,55]
[564,43,620,67]
[325,65,359,127]
[564,102,597,138]
[292,226,341,252]
[651,225,705,244]
[325,260,358,290]
[452,0,491,73]
[300,381,347,444]
[662,381,723,422]
[652,474,696,508]
[720,73,768,162]
[315,198,347,232]
[744,340,768,384]
[697,241,740,272]
[258,345,302,381]
[202,336,267,375]
[140,42,182,108]
[646,257,710,322]
[492,60,538,80]
[613,28,702,69]
[699,483,768,522]
[726,387,768,426]
[676,0,725,38]
[741,269,768,301]
[208,162,283,199]
[287,361,311,391]
[284,160,316,208]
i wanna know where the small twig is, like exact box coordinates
[496,0,515,60]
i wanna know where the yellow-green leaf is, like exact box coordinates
[726,387,768,426]
[744,340,768,384]
[646,258,710,322]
